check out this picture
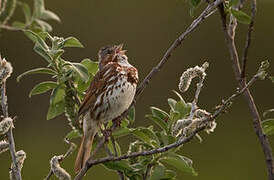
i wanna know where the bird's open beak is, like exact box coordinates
[116,44,123,51]
[115,44,127,55]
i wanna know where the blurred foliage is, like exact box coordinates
[0,0,60,31]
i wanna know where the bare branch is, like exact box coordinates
[241,0,257,78]
[218,3,274,179]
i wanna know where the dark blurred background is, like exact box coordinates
[0,0,273,179]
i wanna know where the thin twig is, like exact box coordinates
[189,78,205,119]
[218,4,274,179]
[241,0,257,78]
[74,72,258,180]
[1,82,22,180]
[108,137,125,180]
[44,139,76,180]
[0,25,21,31]
[143,164,153,180]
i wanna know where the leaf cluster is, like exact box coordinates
[17,30,98,133]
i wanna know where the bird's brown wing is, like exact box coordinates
[78,63,118,116]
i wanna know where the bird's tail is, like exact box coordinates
[74,129,96,173]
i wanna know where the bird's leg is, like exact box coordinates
[112,116,122,127]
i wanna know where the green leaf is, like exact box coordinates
[80,58,99,75]
[231,9,251,24]
[107,140,122,156]
[113,127,132,138]
[17,68,56,82]
[163,170,177,179]
[158,132,176,146]
[175,101,191,118]
[121,119,130,128]
[29,81,58,97]
[168,98,177,111]
[33,43,52,62]
[150,165,177,180]
[65,129,81,140]
[18,1,31,24]
[132,127,160,147]
[35,19,53,32]
[50,86,65,105]
[150,165,166,180]
[229,0,239,7]
[269,76,274,83]
[24,30,48,49]
[33,0,45,18]
[151,107,169,120]
[160,154,197,176]
[262,119,274,136]
[38,31,53,41]
[12,21,25,29]
[103,160,133,172]
[190,0,201,8]
[76,75,92,93]
[63,37,84,48]
[40,10,60,22]
[47,100,65,120]
[70,63,89,82]
[263,109,274,118]
[146,115,168,132]
[172,90,185,102]
[127,107,135,124]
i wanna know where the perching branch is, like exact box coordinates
[218,2,274,179]
[0,57,22,180]
[74,71,259,180]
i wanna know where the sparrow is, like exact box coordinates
[74,44,138,173]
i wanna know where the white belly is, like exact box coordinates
[95,77,136,123]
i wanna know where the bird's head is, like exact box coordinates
[98,44,127,70]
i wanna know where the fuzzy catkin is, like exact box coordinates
[0,140,9,154]
[173,118,192,137]
[194,109,211,118]
[0,56,13,82]
[178,62,209,93]
[0,117,13,135]
[50,155,71,180]
[205,121,217,134]
[9,150,26,180]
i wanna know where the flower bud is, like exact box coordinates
[10,150,26,180]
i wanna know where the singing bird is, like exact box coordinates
[74,44,138,172]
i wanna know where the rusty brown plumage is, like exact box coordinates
[75,45,138,173]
